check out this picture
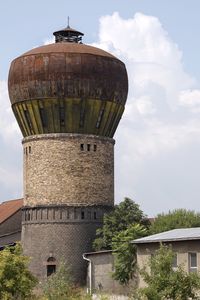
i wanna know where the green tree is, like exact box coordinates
[0,243,37,300]
[136,244,200,300]
[112,224,147,285]
[150,209,200,234]
[93,198,150,251]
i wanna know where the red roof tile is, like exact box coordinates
[0,199,23,224]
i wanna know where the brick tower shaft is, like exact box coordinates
[8,24,128,284]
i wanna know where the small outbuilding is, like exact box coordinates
[132,227,200,288]
[83,250,130,297]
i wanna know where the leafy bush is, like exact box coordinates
[0,243,37,300]
[42,262,92,300]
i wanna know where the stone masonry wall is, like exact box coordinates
[22,218,101,284]
[23,134,114,207]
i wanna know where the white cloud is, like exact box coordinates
[179,89,200,112]
[94,12,200,215]
[0,81,22,200]
[43,37,54,45]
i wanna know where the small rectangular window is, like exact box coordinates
[29,146,31,154]
[94,144,97,152]
[94,211,97,220]
[81,211,85,219]
[80,144,84,151]
[189,252,197,272]
[87,144,91,151]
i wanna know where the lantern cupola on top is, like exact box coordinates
[8,25,128,137]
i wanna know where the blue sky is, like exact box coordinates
[1,0,200,216]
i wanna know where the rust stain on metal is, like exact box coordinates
[8,43,128,106]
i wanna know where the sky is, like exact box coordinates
[1,0,200,216]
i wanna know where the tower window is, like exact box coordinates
[47,257,56,277]
[80,144,84,151]
[27,212,31,221]
[87,144,91,151]
[81,211,85,219]
[29,146,31,154]
[94,144,97,152]
[94,212,97,220]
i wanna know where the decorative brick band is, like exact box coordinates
[22,205,112,225]
[22,133,115,144]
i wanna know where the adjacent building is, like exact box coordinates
[0,199,23,248]
[133,228,200,288]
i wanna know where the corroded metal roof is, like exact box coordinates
[132,228,200,244]
[0,199,23,224]
[19,43,116,59]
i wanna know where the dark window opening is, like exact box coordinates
[94,144,97,152]
[27,212,31,221]
[60,210,62,219]
[94,212,97,219]
[39,108,47,127]
[59,106,65,126]
[53,209,55,220]
[47,257,56,277]
[25,147,28,155]
[47,265,56,277]
[47,209,49,220]
[81,211,85,219]
[80,144,84,151]
[29,146,31,154]
[87,144,91,151]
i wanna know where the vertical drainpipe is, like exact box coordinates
[83,254,92,294]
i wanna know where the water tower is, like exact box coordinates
[8,24,128,283]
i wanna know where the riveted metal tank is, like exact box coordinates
[8,27,128,137]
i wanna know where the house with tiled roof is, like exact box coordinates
[0,198,23,248]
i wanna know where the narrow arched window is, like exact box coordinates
[47,257,56,277]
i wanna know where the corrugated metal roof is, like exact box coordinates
[83,250,113,256]
[0,199,23,224]
[132,228,200,244]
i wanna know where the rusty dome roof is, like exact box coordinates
[18,42,116,60]
[8,25,128,138]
